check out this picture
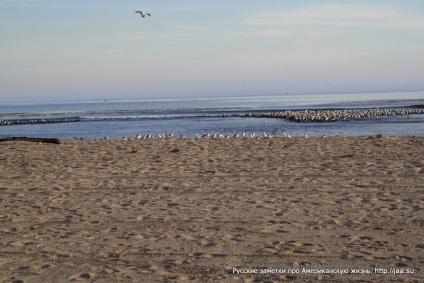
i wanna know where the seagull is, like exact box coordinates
[135,11,151,17]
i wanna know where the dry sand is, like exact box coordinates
[0,136,423,282]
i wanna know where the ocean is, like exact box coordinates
[0,91,423,140]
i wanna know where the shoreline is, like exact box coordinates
[1,136,423,282]
[1,107,423,126]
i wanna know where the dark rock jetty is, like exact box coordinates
[0,117,79,126]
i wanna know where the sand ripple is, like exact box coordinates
[0,136,423,282]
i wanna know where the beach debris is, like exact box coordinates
[371,134,386,139]
[68,272,95,281]
[0,137,64,144]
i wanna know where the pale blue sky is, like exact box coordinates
[1,0,424,102]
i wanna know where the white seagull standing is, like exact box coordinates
[135,11,151,17]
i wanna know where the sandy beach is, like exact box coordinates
[0,136,423,282]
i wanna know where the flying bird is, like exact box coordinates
[135,11,151,17]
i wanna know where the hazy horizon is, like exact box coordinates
[1,0,424,103]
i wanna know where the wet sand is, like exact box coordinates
[0,136,423,282]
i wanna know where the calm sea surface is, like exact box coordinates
[0,91,423,140]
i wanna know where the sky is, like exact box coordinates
[1,0,424,102]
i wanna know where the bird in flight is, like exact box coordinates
[135,11,151,17]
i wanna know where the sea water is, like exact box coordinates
[0,91,423,140]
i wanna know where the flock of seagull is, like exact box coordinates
[97,130,309,141]
[95,107,423,141]
[241,108,424,122]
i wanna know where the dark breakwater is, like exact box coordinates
[0,117,80,126]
